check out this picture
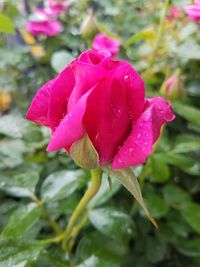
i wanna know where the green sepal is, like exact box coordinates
[70,133,100,169]
[102,165,158,228]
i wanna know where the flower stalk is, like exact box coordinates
[62,168,102,251]
[148,0,170,67]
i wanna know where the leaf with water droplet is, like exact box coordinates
[102,165,158,229]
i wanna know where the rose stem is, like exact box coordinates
[62,168,102,251]
[148,0,170,67]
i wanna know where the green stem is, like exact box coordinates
[148,0,169,67]
[62,169,102,250]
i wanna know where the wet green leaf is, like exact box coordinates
[0,238,45,267]
[1,203,41,238]
[89,207,135,239]
[41,170,83,202]
[0,168,39,197]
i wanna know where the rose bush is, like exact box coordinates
[26,49,175,169]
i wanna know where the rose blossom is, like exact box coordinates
[26,50,175,169]
[184,1,200,21]
[92,33,120,57]
[26,9,62,36]
[46,0,69,15]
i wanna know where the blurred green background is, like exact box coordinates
[0,0,200,266]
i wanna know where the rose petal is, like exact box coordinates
[84,74,131,164]
[26,79,54,126]
[114,63,145,121]
[46,85,97,152]
[112,97,175,169]
[67,61,107,111]
[48,65,75,130]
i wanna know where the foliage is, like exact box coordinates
[0,0,200,266]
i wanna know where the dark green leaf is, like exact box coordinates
[149,154,170,183]
[1,203,41,238]
[163,184,191,208]
[0,238,45,267]
[144,193,169,219]
[76,232,126,267]
[176,238,200,257]
[180,202,200,234]
[173,102,200,127]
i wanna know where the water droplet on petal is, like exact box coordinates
[129,148,134,152]
[137,133,141,138]
[124,74,129,81]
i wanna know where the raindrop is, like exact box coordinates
[129,148,134,152]
[124,74,129,81]
[144,142,148,146]
[137,133,141,138]
[143,116,150,122]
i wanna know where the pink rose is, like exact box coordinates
[184,2,200,21]
[92,33,120,57]
[26,50,175,169]
[46,0,69,15]
[26,9,62,36]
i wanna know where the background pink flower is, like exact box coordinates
[167,6,181,21]
[26,8,62,36]
[92,33,120,57]
[46,0,69,15]
[26,50,175,169]
[184,2,200,21]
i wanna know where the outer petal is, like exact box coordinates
[112,97,175,169]
[67,61,107,111]
[26,79,54,126]
[46,85,96,152]
[48,65,75,130]
[84,73,131,164]
[115,63,145,121]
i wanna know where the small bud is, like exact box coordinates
[0,91,12,113]
[80,10,99,39]
[161,70,184,100]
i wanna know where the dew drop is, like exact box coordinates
[144,142,148,146]
[129,148,134,152]
[124,75,129,80]
[137,133,141,138]
[143,116,150,122]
